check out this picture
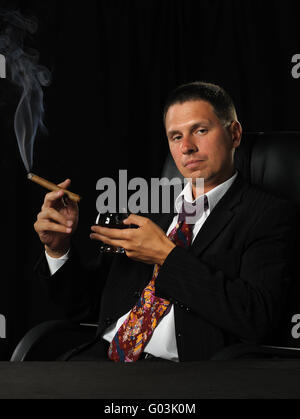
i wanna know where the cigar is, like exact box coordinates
[27,173,82,203]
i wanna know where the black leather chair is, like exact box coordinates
[10,132,300,361]
[10,321,98,361]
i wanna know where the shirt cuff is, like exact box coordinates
[45,249,70,276]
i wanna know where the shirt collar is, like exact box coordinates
[175,171,238,214]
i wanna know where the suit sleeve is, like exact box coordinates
[34,247,113,322]
[156,201,297,343]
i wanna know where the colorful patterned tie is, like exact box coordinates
[108,196,208,362]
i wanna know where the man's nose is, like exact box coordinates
[180,135,198,154]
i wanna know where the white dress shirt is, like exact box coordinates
[46,172,238,361]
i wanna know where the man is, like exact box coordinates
[34,82,296,361]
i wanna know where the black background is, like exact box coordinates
[0,0,300,360]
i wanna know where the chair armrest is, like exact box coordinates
[10,320,98,361]
[211,343,300,360]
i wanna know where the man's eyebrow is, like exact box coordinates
[167,129,182,138]
[190,120,211,130]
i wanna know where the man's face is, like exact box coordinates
[165,100,242,192]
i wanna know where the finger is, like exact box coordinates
[38,208,74,227]
[57,179,71,189]
[43,189,66,209]
[123,214,148,227]
[90,232,127,248]
[36,219,73,235]
[58,180,74,207]
[42,179,72,209]
[91,226,132,240]
[63,196,79,211]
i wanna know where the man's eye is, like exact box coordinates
[196,129,208,135]
[173,136,182,141]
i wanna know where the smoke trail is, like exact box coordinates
[0,9,51,172]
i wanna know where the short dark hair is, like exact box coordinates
[163,81,237,125]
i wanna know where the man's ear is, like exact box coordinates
[230,121,242,149]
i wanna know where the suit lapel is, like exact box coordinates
[191,173,249,256]
[150,173,249,256]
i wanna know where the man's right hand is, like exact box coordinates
[34,179,79,258]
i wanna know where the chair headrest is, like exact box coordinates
[236,132,300,206]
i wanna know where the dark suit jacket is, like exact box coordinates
[35,173,297,360]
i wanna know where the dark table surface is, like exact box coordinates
[1,360,300,399]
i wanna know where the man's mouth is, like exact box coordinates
[184,159,204,168]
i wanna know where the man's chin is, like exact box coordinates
[187,170,206,182]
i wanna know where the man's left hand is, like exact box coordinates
[90,214,176,266]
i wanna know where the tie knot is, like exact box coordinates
[178,195,209,224]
